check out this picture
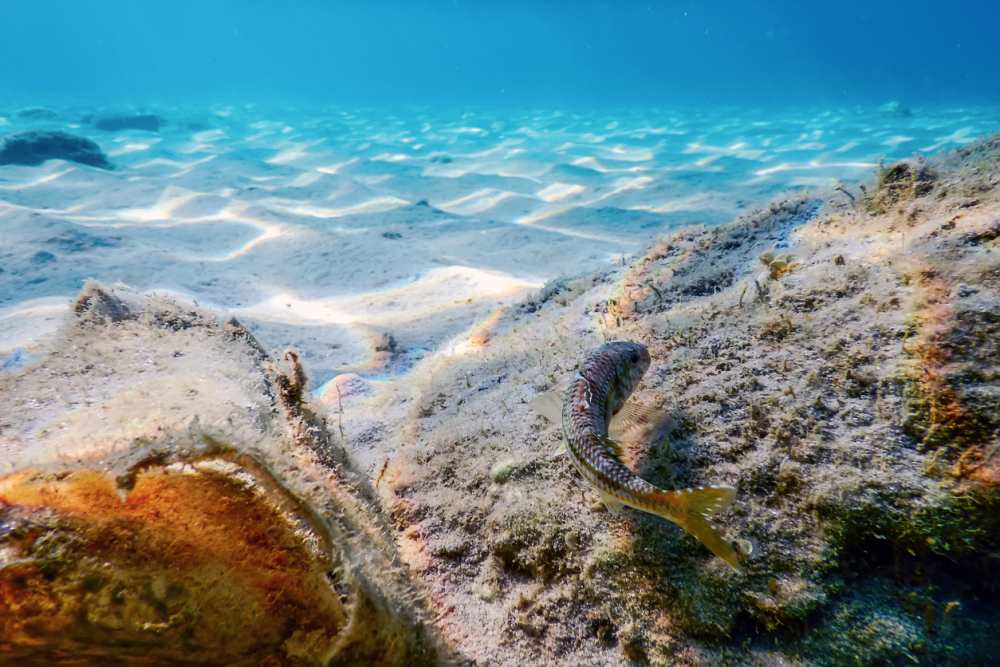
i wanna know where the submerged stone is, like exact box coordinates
[0,131,113,169]
[0,283,443,666]
[90,113,163,132]
[16,107,59,120]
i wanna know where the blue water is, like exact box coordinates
[1,2,998,374]
[2,1,998,107]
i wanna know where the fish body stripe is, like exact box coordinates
[561,341,659,505]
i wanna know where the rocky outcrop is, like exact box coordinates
[0,284,443,666]
[0,131,113,169]
[89,113,163,132]
[2,133,998,665]
[376,135,1000,665]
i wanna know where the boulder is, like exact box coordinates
[0,131,112,169]
[0,283,444,666]
[90,113,163,132]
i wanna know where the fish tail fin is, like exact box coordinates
[649,485,742,571]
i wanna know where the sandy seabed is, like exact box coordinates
[2,104,996,391]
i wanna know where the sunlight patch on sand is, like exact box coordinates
[267,147,310,165]
[234,266,541,328]
[0,296,70,354]
[604,145,655,162]
[183,211,291,262]
[115,187,211,222]
[437,189,517,215]
[316,158,359,174]
[882,135,914,148]
[371,153,410,162]
[683,141,769,161]
[108,142,155,157]
[536,182,585,202]
[278,196,409,219]
[0,168,75,190]
[753,160,877,178]
[131,154,217,177]
[921,126,976,153]
[570,156,645,174]
[528,223,642,245]
[287,171,323,188]
[439,306,509,357]
[628,192,725,214]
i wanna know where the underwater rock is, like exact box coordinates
[0,461,350,665]
[16,107,59,120]
[864,159,936,214]
[879,100,913,117]
[378,134,1000,664]
[90,113,163,132]
[0,283,442,666]
[0,131,113,169]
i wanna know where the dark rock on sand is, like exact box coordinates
[879,100,913,117]
[90,113,163,132]
[0,131,113,169]
[46,229,121,252]
[16,107,59,120]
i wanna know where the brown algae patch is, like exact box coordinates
[0,460,345,665]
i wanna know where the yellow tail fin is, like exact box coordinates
[651,486,742,571]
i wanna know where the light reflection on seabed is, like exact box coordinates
[0,104,995,390]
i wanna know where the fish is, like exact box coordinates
[546,340,742,570]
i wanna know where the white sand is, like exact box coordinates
[1,104,997,387]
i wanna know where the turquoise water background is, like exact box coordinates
[2,1,998,107]
[1,2,998,384]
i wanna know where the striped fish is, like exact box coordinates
[557,340,742,570]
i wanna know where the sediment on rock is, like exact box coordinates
[371,135,1000,666]
[0,285,443,666]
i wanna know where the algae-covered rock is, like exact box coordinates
[0,131,113,169]
[4,130,999,664]
[369,135,1000,665]
[89,113,163,132]
[0,284,442,666]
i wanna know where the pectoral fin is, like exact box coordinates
[598,491,625,514]
[608,399,665,441]
[600,436,626,461]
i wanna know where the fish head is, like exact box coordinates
[607,339,650,396]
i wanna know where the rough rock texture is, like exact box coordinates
[2,134,998,665]
[0,284,442,666]
[366,135,1000,665]
[0,131,113,169]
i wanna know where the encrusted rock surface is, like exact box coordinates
[0,284,442,666]
[2,134,999,665]
[368,135,1000,665]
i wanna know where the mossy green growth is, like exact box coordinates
[798,579,1000,667]
[902,487,1000,560]
[816,480,1000,569]
[589,519,744,640]
[488,508,579,582]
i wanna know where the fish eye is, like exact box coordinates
[630,351,640,363]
